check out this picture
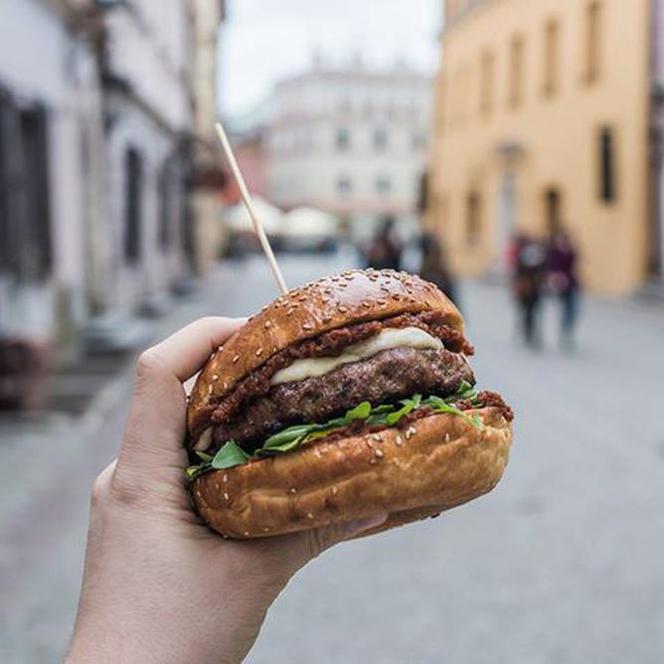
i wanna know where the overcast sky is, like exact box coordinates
[218,0,442,118]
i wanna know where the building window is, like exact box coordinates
[158,158,176,249]
[480,49,494,116]
[374,128,388,151]
[544,187,562,235]
[466,191,481,246]
[336,127,350,151]
[376,176,392,196]
[508,35,525,109]
[0,94,52,281]
[124,147,143,263]
[584,1,602,85]
[336,175,352,196]
[543,19,560,98]
[598,126,617,203]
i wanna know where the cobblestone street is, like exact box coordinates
[2,254,664,663]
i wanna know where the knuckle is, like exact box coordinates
[107,466,149,507]
[135,347,163,381]
[90,472,109,508]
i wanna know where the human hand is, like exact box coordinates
[66,317,386,664]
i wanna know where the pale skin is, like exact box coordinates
[66,317,386,664]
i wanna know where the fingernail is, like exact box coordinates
[344,512,388,537]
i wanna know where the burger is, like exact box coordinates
[186,269,513,539]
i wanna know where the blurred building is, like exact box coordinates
[427,0,655,295]
[267,57,432,239]
[0,0,225,353]
[188,0,228,275]
[225,125,269,205]
[0,0,107,343]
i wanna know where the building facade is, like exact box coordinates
[267,60,432,237]
[0,0,107,343]
[0,0,225,351]
[427,0,652,295]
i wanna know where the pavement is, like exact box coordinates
[2,253,664,663]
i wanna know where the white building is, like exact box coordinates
[266,59,432,236]
[0,0,106,342]
[101,0,197,315]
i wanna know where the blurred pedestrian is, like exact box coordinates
[364,216,402,270]
[419,233,458,307]
[510,233,546,348]
[546,229,580,349]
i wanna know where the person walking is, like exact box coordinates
[419,233,458,307]
[546,229,580,349]
[364,216,403,270]
[510,233,546,348]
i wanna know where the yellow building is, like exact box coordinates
[426,0,654,295]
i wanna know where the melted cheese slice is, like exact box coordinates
[271,327,443,386]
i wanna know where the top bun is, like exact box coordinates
[187,269,464,440]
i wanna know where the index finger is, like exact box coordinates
[116,317,245,479]
[141,316,246,383]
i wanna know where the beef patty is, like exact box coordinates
[212,346,474,451]
[207,310,473,431]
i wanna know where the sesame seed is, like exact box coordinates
[366,440,374,449]
[256,348,263,356]
[223,474,228,483]
[208,384,213,394]
[232,355,240,364]
[307,512,315,519]
[264,321,272,329]
[303,323,313,330]
[395,435,404,446]
[375,449,384,458]
[338,306,348,313]
[289,487,297,494]
[371,433,383,442]
[287,307,295,315]
[331,486,339,495]
[362,301,372,308]
[444,433,450,443]
[263,527,270,532]
[369,458,377,465]
[212,374,219,380]
[223,381,228,390]
[223,492,229,501]
[243,531,250,537]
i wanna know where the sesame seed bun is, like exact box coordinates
[190,407,512,540]
[187,269,464,446]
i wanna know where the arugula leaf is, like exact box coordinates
[423,395,483,430]
[263,424,318,448]
[386,394,422,425]
[211,440,252,469]
[195,450,213,462]
[345,401,372,420]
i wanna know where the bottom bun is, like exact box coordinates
[190,407,512,539]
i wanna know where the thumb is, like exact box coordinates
[277,512,389,575]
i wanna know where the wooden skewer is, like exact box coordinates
[215,122,288,295]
